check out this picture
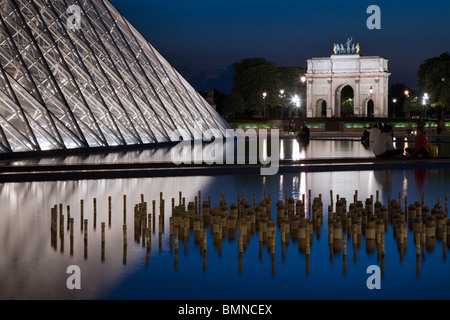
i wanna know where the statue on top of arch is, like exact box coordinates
[333,38,360,55]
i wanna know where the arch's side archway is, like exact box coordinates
[367,100,375,118]
[321,101,327,117]
[361,98,375,117]
[314,99,328,117]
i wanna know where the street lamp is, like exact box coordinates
[393,99,397,117]
[369,86,374,96]
[422,93,429,118]
[300,75,307,118]
[442,76,447,117]
[422,93,429,105]
[279,90,286,118]
[262,92,267,118]
[292,95,300,107]
[301,75,306,84]
[404,90,410,118]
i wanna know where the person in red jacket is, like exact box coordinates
[406,127,429,158]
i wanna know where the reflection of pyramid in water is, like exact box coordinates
[0,0,232,153]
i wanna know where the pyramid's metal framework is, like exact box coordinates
[0,0,232,153]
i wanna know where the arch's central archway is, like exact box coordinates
[338,85,354,117]
[305,45,390,118]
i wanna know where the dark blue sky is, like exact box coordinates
[110,0,450,93]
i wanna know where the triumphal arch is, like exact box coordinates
[306,39,390,118]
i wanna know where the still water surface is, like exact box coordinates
[1,168,449,300]
[5,137,449,166]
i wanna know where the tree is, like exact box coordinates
[278,67,307,117]
[223,91,246,118]
[279,67,305,93]
[232,58,281,115]
[229,58,307,118]
[389,83,410,117]
[417,52,450,114]
[404,96,421,117]
[222,57,307,118]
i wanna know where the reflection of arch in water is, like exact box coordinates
[373,170,393,192]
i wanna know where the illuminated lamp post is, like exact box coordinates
[300,75,307,118]
[263,92,267,118]
[404,90,410,118]
[393,98,397,117]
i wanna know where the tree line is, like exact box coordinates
[389,52,450,118]
[201,52,450,119]
[201,58,306,119]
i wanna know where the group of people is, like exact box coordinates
[287,120,437,158]
[288,120,310,140]
[361,123,383,144]
[362,123,431,159]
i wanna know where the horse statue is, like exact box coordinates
[334,38,358,55]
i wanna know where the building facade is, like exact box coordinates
[306,49,390,118]
[0,0,232,153]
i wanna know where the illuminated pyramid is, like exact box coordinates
[0,0,232,152]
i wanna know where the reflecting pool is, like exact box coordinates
[3,137,449,167]
[1,168,450,300]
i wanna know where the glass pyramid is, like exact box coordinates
[0,0,232,153]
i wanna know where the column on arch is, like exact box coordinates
[354,79,361,117]
[307,79,313,118]
[327,79,333,117]
[380,76,389,117]
[374,78,380,117]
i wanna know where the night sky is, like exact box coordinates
[110,0,450,94]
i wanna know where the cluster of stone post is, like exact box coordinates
[169,190,277,273]
[133,193,165,266]
[49,196,118,263]
[49,190,449,277]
